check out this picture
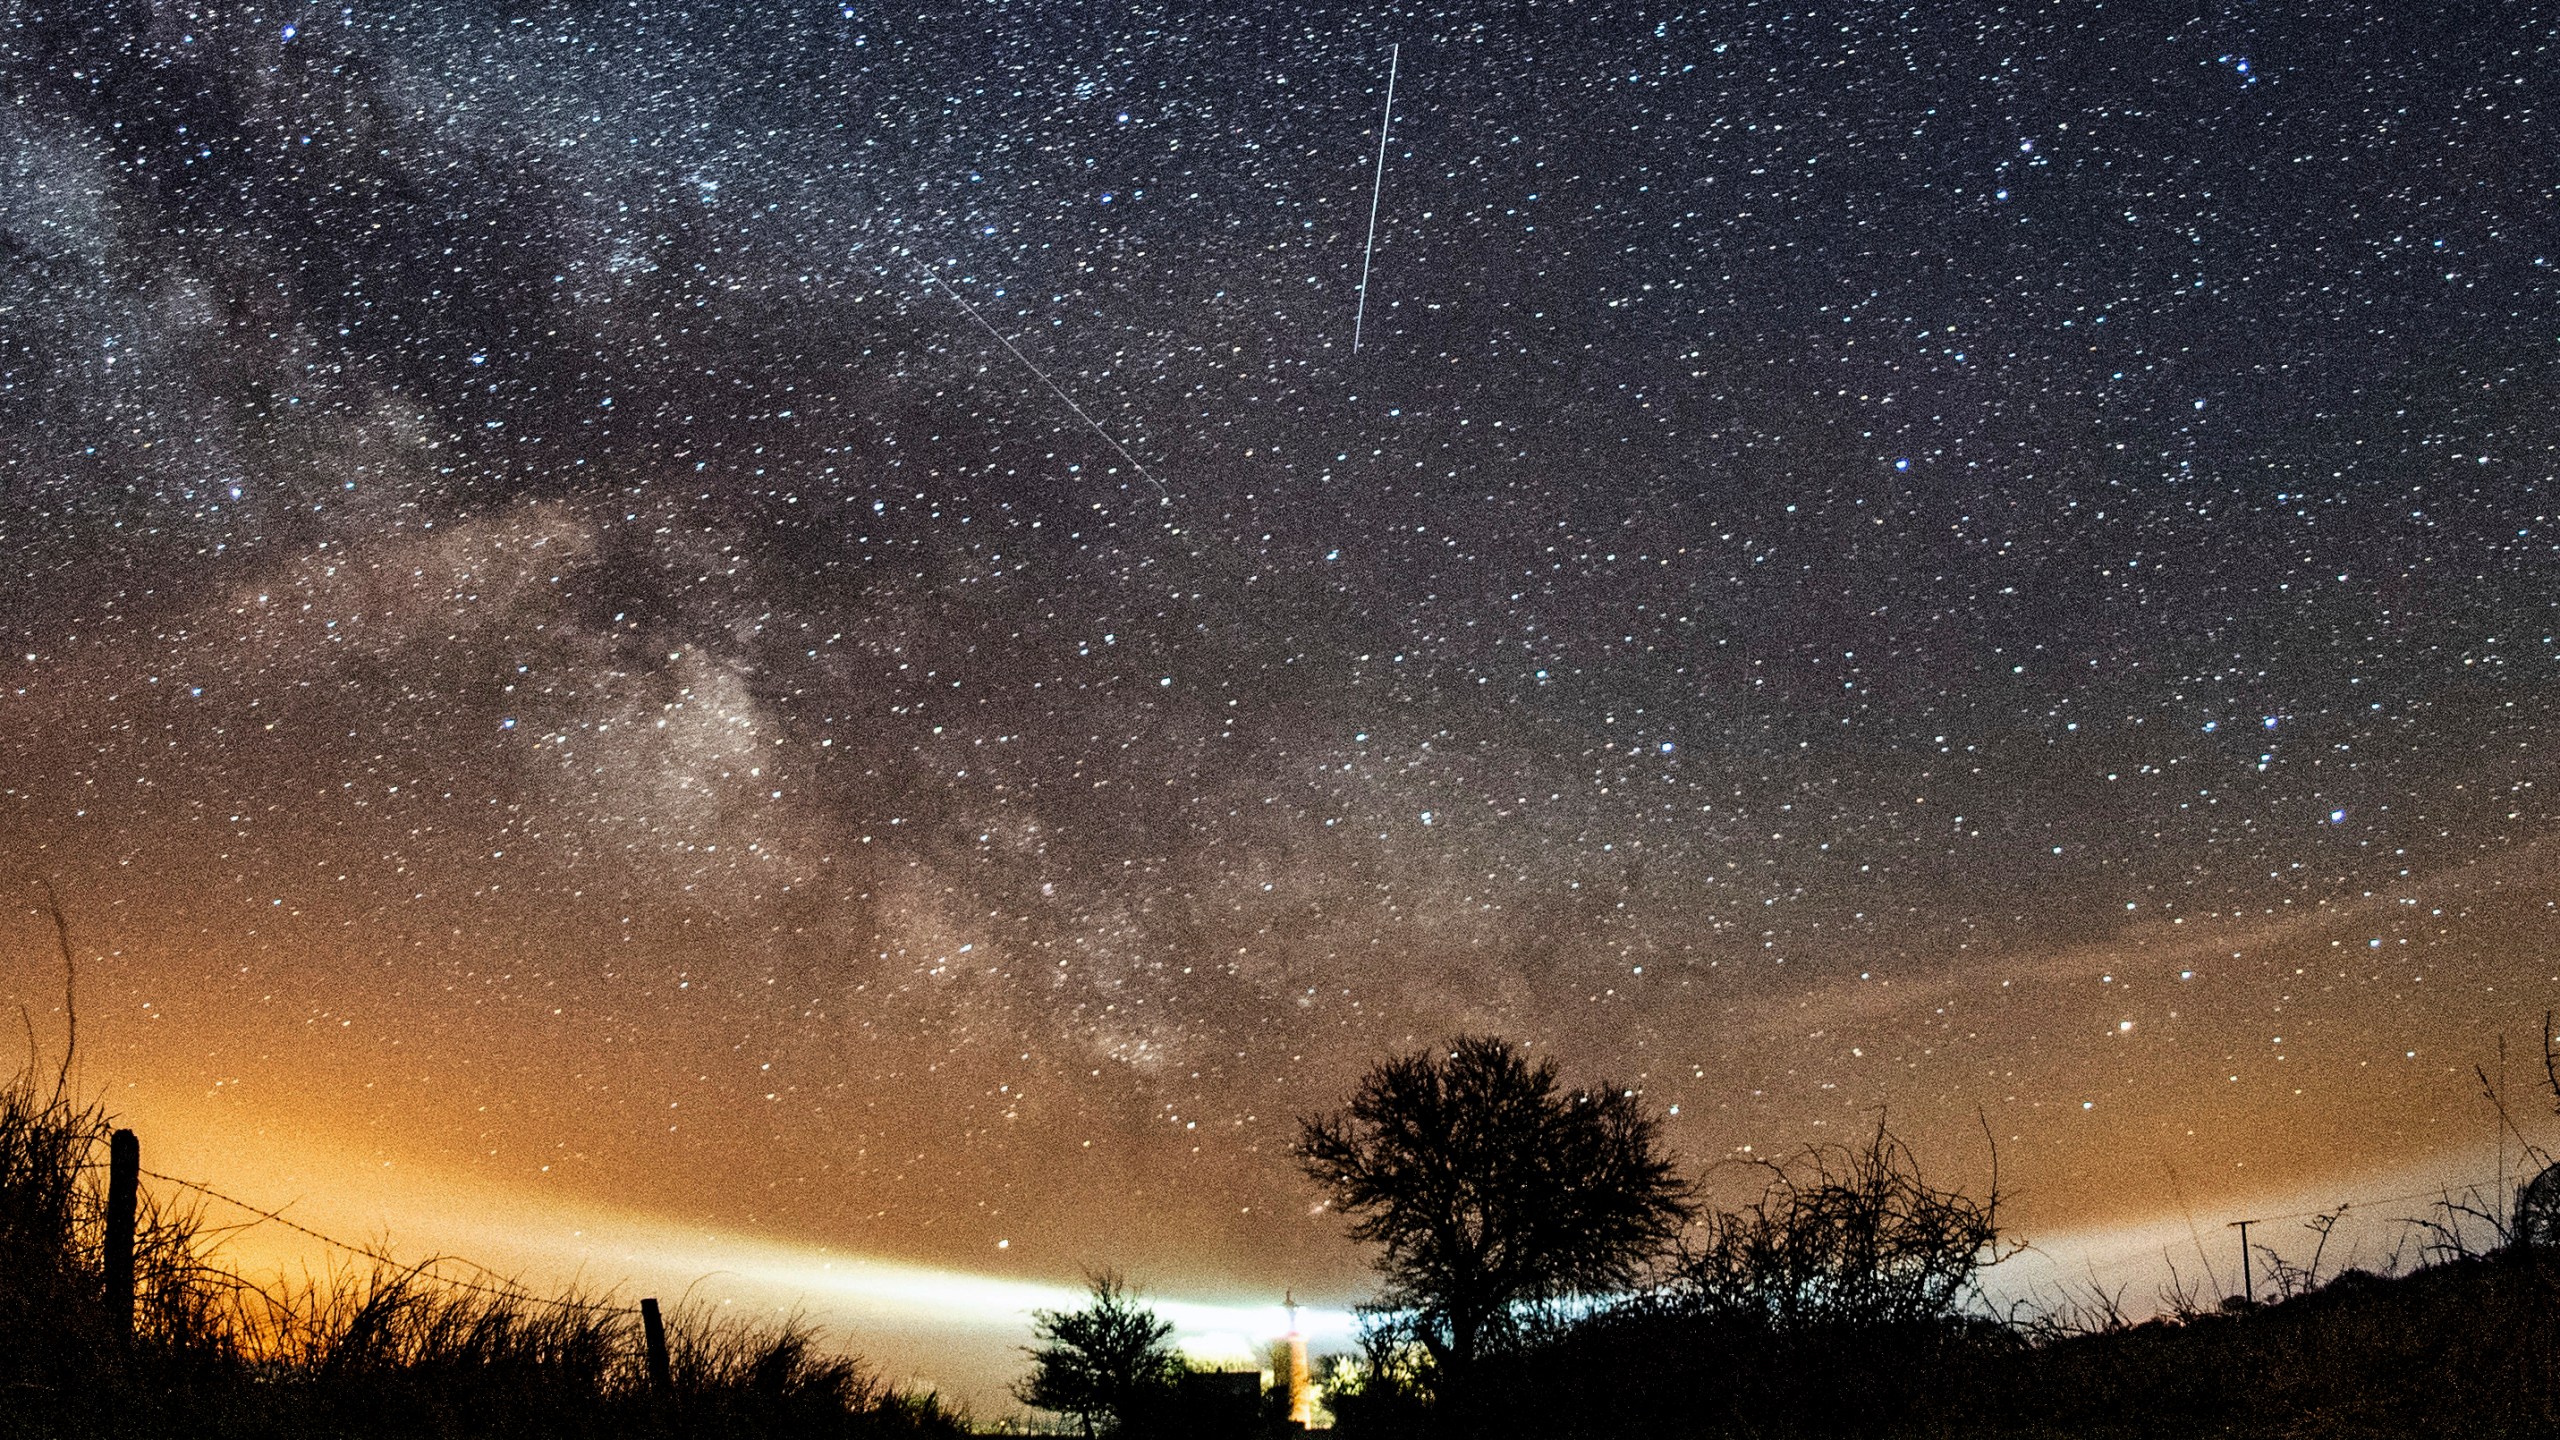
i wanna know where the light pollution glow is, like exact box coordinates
[124,1100,1359,1410]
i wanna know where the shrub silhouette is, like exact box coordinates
[1014,1271,1184,1438]
[1677,1120,2008,1333]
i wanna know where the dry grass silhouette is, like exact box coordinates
[0,1069,966,1438]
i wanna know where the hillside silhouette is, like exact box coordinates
[1291,1037,2560,1440]
[1453,1250,2560,1439]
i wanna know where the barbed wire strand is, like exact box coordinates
[2231,1177,2510,1227]
[139,1166,643,1317]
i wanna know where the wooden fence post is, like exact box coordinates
[640,1296,672,1394]
[105,1128,138,1341]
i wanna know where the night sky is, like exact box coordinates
[6,0,2560,1407]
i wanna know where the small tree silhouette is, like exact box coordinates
[1014,1271,1183,1438]
[1297,1035,1692,1417]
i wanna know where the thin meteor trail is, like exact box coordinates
[1352,43,1399,354]
[910,257,1171,504]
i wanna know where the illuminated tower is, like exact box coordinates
[1284,1290,1313,1427]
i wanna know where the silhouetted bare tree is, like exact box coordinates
[1297,1036,1691,1414]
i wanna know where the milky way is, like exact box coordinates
[5,0,2560,1402]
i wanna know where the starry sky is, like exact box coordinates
[6,0,2560,1406]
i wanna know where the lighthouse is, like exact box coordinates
[1283,1290,1314,1428]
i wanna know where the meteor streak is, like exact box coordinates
[910,258,1171,504]
[1352,43,1400,355]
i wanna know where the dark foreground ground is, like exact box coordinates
[1466,1249,2560,1440]
[11,1245,2559,1438]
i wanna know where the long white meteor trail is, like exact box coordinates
[1352,43,1400,354]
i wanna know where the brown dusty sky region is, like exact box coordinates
[7,0,2560,1416]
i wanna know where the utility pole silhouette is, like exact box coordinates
[2227,1218,2257,1306]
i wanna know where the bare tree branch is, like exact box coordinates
[31,878,74,1101]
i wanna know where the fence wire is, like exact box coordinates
[138,1165,646,1317]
